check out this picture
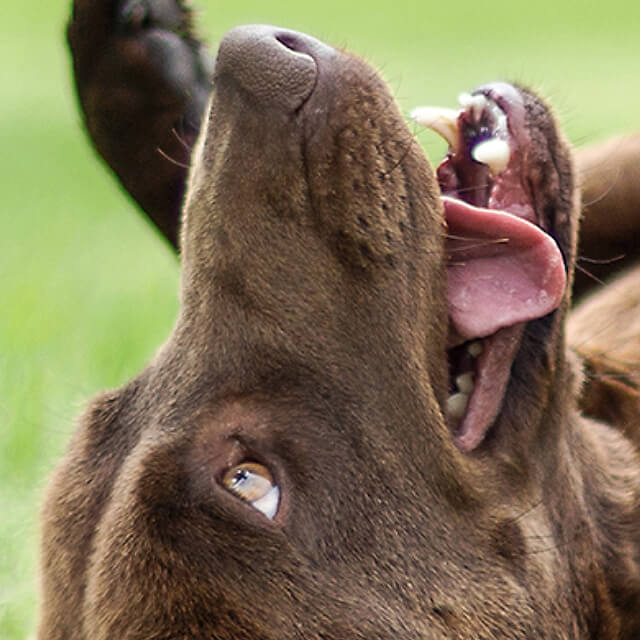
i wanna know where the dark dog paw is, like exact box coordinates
[115,0,213,107]
[68,0,214,248]
[117,0,186,31]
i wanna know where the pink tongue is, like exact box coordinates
[444,196,566,339]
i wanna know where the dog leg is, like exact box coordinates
[67,0,213,249]
[569,265,640,448]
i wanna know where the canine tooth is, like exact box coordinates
[458,92,488,121]
[447,392,470,421]
[467,341,484,358]
[487,99,509,138]
[455,372,475,394]
[471,137,511,175]
[411,106,460,150]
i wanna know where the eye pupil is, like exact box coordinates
[231,468,249,487]
[221,462,281,520]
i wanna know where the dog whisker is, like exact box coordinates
[573,262,607,288]
[501,499,545,526]
[446,238,510,252]
[156,146,191,169]
[577,253,626,265]
[578,165,621,208]
[171,126,194,152]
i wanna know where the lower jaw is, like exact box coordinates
[448,323,525,451]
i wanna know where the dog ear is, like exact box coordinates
[574,134,640,299]
[67,0,213,250]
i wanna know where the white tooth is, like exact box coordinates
[447,392,470,421]
[487,100,509,138]
[456,372,475,394]
[467,340,484,358]
[471,137,511,175]
[458,92,488,121]
[411,106,460,151]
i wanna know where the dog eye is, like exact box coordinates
[221,462,280,520]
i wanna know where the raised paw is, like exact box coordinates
[68,0,214,248]
[117,0,186,31]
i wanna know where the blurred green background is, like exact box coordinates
[1,0,638,636]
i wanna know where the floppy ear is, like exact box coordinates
[67,0,213,250]
[573,134,640,299]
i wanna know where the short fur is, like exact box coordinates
[39,2,640,638]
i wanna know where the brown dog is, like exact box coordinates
[39,2,640,638]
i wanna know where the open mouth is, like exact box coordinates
[412,83,567,451]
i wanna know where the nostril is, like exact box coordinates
[215,25,336,112]
[275,32,308,54]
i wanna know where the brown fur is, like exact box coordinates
[39,3,640,638]
[570,266,640,449]
[574,135,640,299]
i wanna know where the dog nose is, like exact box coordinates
[214,25,334,111]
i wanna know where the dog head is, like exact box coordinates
[40,25,638,639]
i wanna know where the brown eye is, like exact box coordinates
[221,462,280,520]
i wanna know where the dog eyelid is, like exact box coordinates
[221,462,280,520]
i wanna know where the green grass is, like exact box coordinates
[2,0,638,636]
